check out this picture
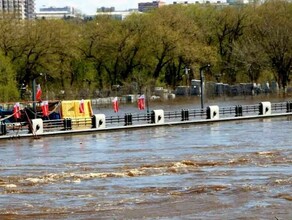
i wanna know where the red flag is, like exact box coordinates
[79,99,85,113]
[41,101,49,117]
[138,95,145,110]
[36,84,42,101]
[13,102,21,120]
[112,97,119,113]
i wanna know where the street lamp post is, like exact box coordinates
[184,67,190,96]
[199,64,211,109]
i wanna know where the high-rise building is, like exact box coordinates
[0,0,35,19]
[24,0,34,19]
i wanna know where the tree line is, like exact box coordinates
[0,0,291,102]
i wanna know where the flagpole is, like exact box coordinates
[32,73,43,119]
[32,78,36,118]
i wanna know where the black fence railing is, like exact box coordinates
[1,101,291,137]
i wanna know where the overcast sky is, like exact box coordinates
[35,0,171,14]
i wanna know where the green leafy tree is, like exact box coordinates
[0,52,19,102]
[79,15,148,94]
[78,17,123,93]
[213,7,247,83]
[78,19,108,93]
[142,7,182,81]
[45,20,83,99]
[0,18,20,58]
[192,5,248,83]
[252,1,292,91]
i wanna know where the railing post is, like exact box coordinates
[206,105,219,120]
[63,118,72,130]
[92,114,106,129]
[181,109,189,121]
[151,110,164,124]
[235,105,243,117]
[287,101,292,113]
[124,113,133,126]
[259,102,271,115]
[0,122,7,135]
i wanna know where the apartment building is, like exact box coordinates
[138,1,166,12]
[0,0,35,19]
[226,0,249,4]
[35,6,81,20]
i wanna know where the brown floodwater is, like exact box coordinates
[0,96,291,219]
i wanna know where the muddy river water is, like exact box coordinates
[0,96,291,219]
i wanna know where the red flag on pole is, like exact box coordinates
[79,99,85,113]
[13,102,21,120]
[112,97,119,113]
[36,84,42,101]
[41,101,49,117]
[138,95,145,110]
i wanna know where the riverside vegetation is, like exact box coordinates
[0,0,292,102]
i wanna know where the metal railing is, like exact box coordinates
[43,119,64,132]
[3,122,29,136]
[1,101,291,137]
